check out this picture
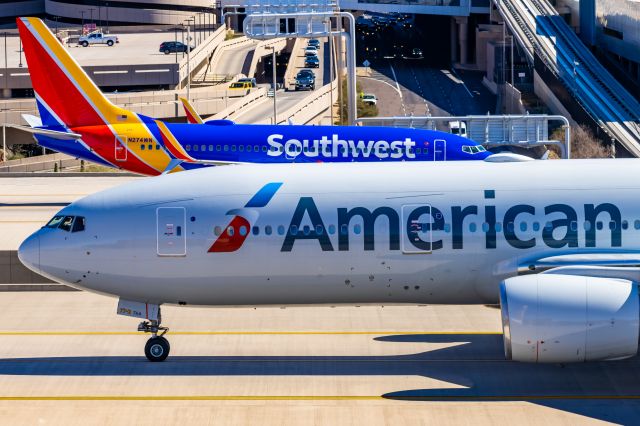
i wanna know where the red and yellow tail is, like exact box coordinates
[17,17,134,128]
[179,97,204,124]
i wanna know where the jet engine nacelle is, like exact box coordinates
[500,274,639,363]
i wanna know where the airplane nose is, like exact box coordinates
[18,233,40,273]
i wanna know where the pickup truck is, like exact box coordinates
[78,32,119,47]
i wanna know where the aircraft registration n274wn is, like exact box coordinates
[18,160,640,363]
[14,17,497,176]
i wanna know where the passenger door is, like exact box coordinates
[157,207,186,256]
[401,204,433,254]
[434,139,446,161]
[115,135,128,161]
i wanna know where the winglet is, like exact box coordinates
[179,97,204,124]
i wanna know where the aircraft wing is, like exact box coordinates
[520,252,640,273]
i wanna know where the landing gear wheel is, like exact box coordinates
[145,336,170,362]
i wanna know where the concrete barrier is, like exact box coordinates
[211,87,268,120]
[0,251,55,285]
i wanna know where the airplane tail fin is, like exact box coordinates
[179,97,204,124]
[17,17,133,128]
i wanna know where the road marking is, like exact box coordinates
[0,395,636,401]
[448,68,474,98]
[0,331,502,336]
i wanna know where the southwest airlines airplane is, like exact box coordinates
[19,159,640,363]
[13,18,496,176]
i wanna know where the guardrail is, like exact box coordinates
[211,87,268,120]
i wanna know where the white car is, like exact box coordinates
[304,46,318,55]
[78,32,119,47]
[448,120,467,138]
[362,93,377,105]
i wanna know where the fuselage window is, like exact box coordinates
[532,222,540,232]
[224,145,229,152]
[200,145,206,151]
[340,224,348,235]
[247,145,252,152]
[570,221,578,232]
[239,226,248,236]
[469,222,477,232]
[141,144,145,150]
[194,145,199,151]
[252,226,259,235]
[227,226,234,236]
[303,225,311,236]
[186,145,191,151]
[584,221,592,231]
[72,216,85,232]
[416,148,421,155]
[303,146,309,153]
[216,145,221,151]
[239,145,244,152]
[148,144,153,150]
[209,145,213,152]
[506,222,514,233]
[316,225,324,235]
[265,225,272,235]
[156,144,161,150]
[519,222,527,232]
[634,220,640,230]
[481,222,489,232]
[544,222,552,231]
[277,225,285,235]
[214,226,222,236]
[495,222,502,232]
[231,145,237,152]
[596,221,603,230]
[609,221,617,230]
[622,220,629,230]
[262,146,268,152]
[290,225,298,235]
[354,224,361,235]
[328,225,336,235]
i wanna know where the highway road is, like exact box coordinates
[211,40,259,77]
[359,61,496,130]
[231,38,332,124]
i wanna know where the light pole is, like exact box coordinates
[18,38,23,68]
[105,3,109,33]
[80,11,85,28]
[184,17,195,101]
[271,46,277,124]
[89,8,95,24]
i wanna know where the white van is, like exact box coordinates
[448,120,467,138]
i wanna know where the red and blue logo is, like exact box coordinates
[208,182,283,253]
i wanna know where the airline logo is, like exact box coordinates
[208,182,283,252]
[267,134,417,160]
[280,190,624,252]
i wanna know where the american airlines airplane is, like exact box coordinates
[18,159,640,363]
[12,18,495,176]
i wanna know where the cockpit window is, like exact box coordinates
[72,217,86,232]
[59,216,74,232]
[46,216,64,228]
[462,145,487,154]
[45,215,86,232]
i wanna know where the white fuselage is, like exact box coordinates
[19,159,640,307]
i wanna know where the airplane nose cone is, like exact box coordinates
[18,233,40,273]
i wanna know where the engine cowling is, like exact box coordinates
[500,274,639,363]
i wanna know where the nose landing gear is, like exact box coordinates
[138,310,170,362]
